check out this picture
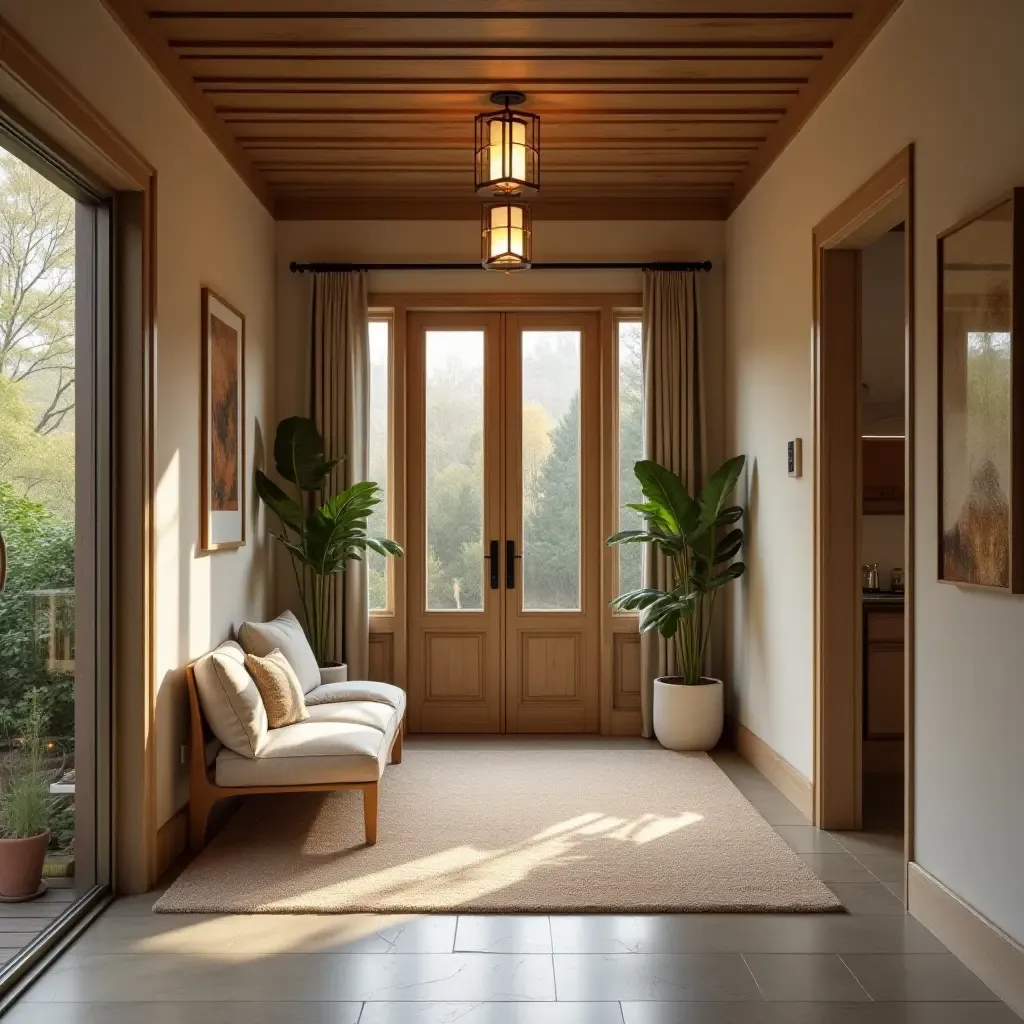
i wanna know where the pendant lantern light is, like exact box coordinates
[481,201,532,271]
[474,91,540,196]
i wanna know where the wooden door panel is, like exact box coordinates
[504,313,601,733]
[406,312,503,733]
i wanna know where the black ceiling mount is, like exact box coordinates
[490,90,527,107]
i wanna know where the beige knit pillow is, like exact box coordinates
[244,649,309,729]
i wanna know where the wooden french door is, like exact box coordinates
[407,310,601,732]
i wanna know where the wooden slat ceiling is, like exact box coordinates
[106,0,899,218]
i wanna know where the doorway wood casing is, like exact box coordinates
[812,149,915,872]
[405,309,602,733]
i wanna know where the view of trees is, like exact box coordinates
[0,147,77,852]
[618,321,645,595]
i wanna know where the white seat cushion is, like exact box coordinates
[215,720,389,787]
[306,700,397,734]
[237,610,321,694]
[193,641,268,758]
[305,679,406,720]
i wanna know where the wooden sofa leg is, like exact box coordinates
[391,721,403,765]
[189,794,215,855]
[363,784,379,846]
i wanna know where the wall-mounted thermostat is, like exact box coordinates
[788,438,803,478]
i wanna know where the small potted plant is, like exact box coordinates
[255,416,403,667]
[607,456,746,750]
[0,690,56,901]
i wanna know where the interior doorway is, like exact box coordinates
[812,148,915,879]
[406,310,602,733]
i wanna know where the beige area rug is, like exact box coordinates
[155,745,842,914]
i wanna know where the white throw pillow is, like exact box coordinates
[192,641,268,758]
[237,610,321,694]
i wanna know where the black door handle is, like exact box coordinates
[506,539,522,589]
[485,539,499,589]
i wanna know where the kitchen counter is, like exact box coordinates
[862,590,905,606]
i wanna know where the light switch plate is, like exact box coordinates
[788,438,803,478]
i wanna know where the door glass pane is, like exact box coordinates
[522,329,581,610]
[617,320,644,596]
[425,330,485,610]
[367,320,389,611]
[0,146,79,942]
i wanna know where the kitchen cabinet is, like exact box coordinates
[863,604,904,740]
[862,436,905,514]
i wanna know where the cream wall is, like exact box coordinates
[725,0,1024,944]
[0,0,276,826]
[275,218,726,645]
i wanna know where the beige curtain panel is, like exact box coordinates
[309,271,370,679]
[640,270,707,738]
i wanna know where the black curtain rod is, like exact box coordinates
[289,260,712,273]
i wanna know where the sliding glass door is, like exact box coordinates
[0,131,111,983]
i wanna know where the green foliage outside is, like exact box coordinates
[0,147,78,855]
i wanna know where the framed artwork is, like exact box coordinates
[938,189,1022,590]
[201,288,245,552]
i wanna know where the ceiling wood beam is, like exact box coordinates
[274,197,729,221]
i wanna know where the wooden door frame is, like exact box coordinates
[370,292,642,736]
[812,148,915,871]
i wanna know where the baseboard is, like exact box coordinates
[155,807,188,881]
[728,717,814,820]
[908,861,1024,1017]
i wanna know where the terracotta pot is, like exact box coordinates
[653,676,724,751]
[0,830,49,899]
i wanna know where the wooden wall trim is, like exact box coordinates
[0,18,151,188]
[727,0,904,214]
[0,14,159,894]
[908,863,1024,1018]
[98,0,273,214]
[276,198,729,223]
[729,717,814,821]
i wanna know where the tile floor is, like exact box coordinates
[5,747,1020,1023]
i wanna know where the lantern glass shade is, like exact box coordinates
[475,106,539,195]
[481,202,532,270]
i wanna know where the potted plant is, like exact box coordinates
[607,456,746,751]
[255,416,403,666]
[0,690,57,900]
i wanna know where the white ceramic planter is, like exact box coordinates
[319,664,348,684]
[653,676,724,751]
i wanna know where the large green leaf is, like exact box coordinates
[707,561,746,589]
[713,528,743,564]
[273,416,341,491]
[254,470,304,530]
[633,460,699,535]
[698,454,745,525]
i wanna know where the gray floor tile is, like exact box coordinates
[4,1005,362,1024]
[230,913,457,953]
[550,914,942,955]
[740,794,809,826]
[799,854,876,883]
[854,854,905,883]
[68,912,246,954]
[742,953,870,1002]
[553,953,761,1001]
[772,826,845,854]
[620,1003,1024,1023]
[826,883,907,916]
[842,952,1000,1001]
[359,1003,625,1024]
[455,915,552,953]
[22,952,555,1003]
[881,879,905,901]
[829,832,903,858]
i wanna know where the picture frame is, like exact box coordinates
[937,189,1023,591]
[200,288,246,552]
